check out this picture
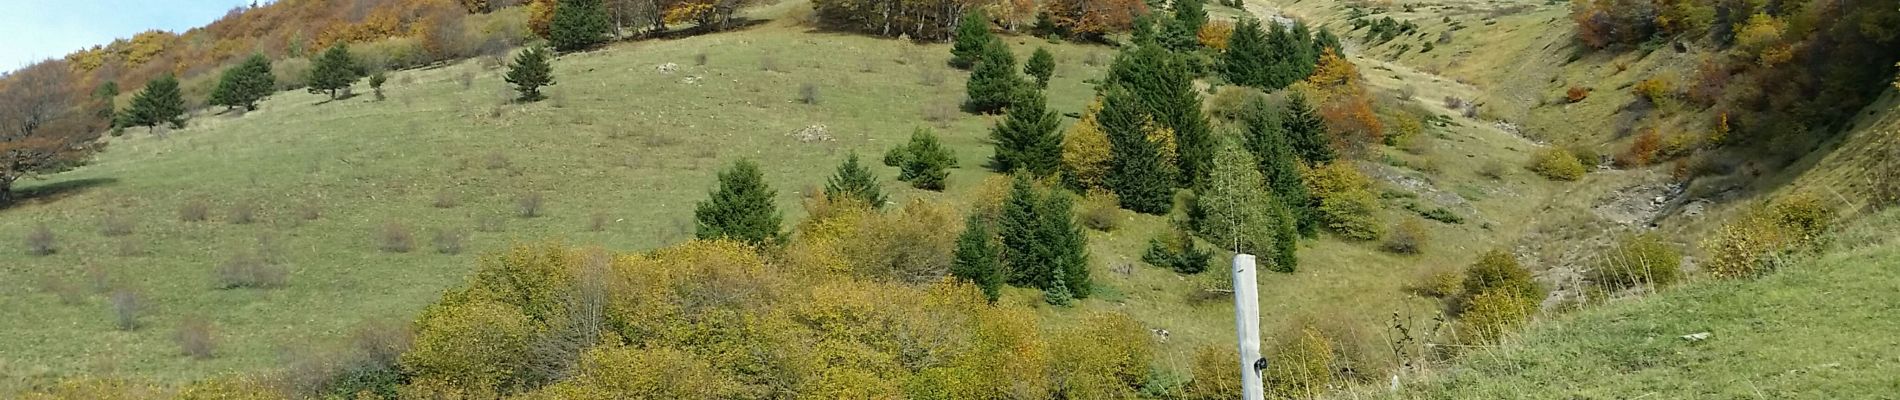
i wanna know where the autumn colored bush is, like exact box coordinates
[1591,232,1682,291]
[1631,77,1673,105]
[1616,127,1662,167]
[1382,218,1428,254]
[1528,148,1585,181]
[1305,162,1384,240]
[1198,21,1235,50]
[1565,86,1590,103]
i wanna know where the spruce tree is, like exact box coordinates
[211,54,275,111]
[548,0,611,52]
[1262,22,1305,89]
[1268,198,1299,272]
[1103,43,1213,188]
[1241,100,1317,236]
[989,88,1063,176]
[951,213,1003,303]
[1288,20,1318,79]
[964,41,1021,114]
[949,9,996,70]
[368,71,388,101]
[307,43,361,100]
[998,174,1046,287]
[1314,27,1343,60]
[505,46,556,102]
[1282,92,1334,166]
[126,74,186,131]
[824,152,886,208]
[1161,0,1208,51]
[1097,87,1175,214]
[897,128,956,191]
[1042,267,1075,306]
[694,159,783,246]
[1024,47,1056,89]
[1222,19,1272,89]
[1041,190,1090,298]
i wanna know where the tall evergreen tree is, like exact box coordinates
[505,46,556,102]
[1241,99,1317,236]
[125,74,186,131]
[1097,86,1175,214]
[1288,20,1318,79]
[694,159,783,246]
[1282,92,1334,166]
[989,89,1063,176]
[1040,190,1090,298]
[1024,47,1056,89]
[1194,140,1297,271]
[210,54,275,111]
[998,174,1047,287]
[307,43,361,100]
[549,0,611,52]
[1314,27,1343,59]
[951,213,1003,303]
[824,152,886,208]
[949,9,997,69]
[897,128,956,190]
[964,42,1022,114]
[1261,22,1306,89]
[1161,0,1208,51]
[1222,19,1273,88]
[1103,43,1214,188]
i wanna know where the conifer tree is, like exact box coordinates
[1161,0,1208,51]
[1288,20,1318,79]
[506,46,556,102]
[1043,267,1075,306]
[694,159,782,246]
[210,54,274,111]
[1241,100,1317,236]
[307,43,361,100]
[1268,199,1299,272]
[1040,190,1090,298]
[125,74,186,131]
[94,81,119,122]
[549,0,611,52]
[1103,43,1214,188]
[897,128,956,190]
[949,9,997,69]
[989,88,1063,176]
[998,174,1046,287]
[368,71,388,101]
[1195,140,1295,269]
[1221,19,1273,88]
[1098,86,1176,214]
[1262,22,1305,89]
[951,213,1003,303]
[1314,27,1343,60]
[1282,92,1334,166]
[824,152,887,208]
[964,42,1021,114]
[1024,47,1056,88]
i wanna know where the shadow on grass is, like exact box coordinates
[5,177,119,209]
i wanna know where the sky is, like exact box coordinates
[1,0,253,72]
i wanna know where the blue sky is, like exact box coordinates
[2,0,252,72]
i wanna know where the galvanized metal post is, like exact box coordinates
[1233,254,1265,400]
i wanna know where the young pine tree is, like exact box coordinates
[949,9,997,69]
[989,88,1063,176]
[548,0,611,52]
[1161,0,1208,51]
[1314,27,1343,58]
[1222,19,1273,88]
[694,159,783,246]
[1282,92,1334,166]
[1262,22,1308,89]
[898,128,957,191]
[126,74,187,131]
[307,44,361,100]
[1103,42,1213,187]
[505,46,556,102]
[1040,190,1091,298]
[964,41,1022,114]
[1241,100,1317,236]
[1288,21,1318,79]
[1097,87,1176,214]
[210,54,274,111]
[1024,47,1056,88]
[824,152,887,208]
[998,174,1047,287]
[951,213,1004,303]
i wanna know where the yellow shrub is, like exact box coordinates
[174,376,286,400]
[518,345,744,399]
[1262,327,1335,398]
[1700,193,1833,279]
[1592,233,1683,290]
[1050,312,1154,399]
[401,300,536,393]
[1456,289,1536,344]
[1528,148,1585,181]
[1631,77,1674,104]
[1198,21,1236,50]
[1061,99,1112,191]
[1184,345,1240,400]
[1305,162,1384,240]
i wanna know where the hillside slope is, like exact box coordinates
[1378,208,1900,399]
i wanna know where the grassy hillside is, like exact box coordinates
[0,1,1588,393]
[1363,207,1900,399]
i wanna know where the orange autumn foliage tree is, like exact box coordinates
[1198,21,1234,50]
[1303,50,1383,153]
[1043,0,1147,39]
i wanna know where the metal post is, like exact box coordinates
[1233,254,1265,400]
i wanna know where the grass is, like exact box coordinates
[1375,209,1900,399]
[0,2,1569,392]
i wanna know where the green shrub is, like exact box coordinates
[894,128,957,191]
[1456,289,1535,344]
[401,300,536,394]
[1306,162,1384,240]
[1382,218,1428,254]
[1699,192,1834,279]
[1144,228,1212,274]
[1591,233,1682,291]
[1527,148,1585,181]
